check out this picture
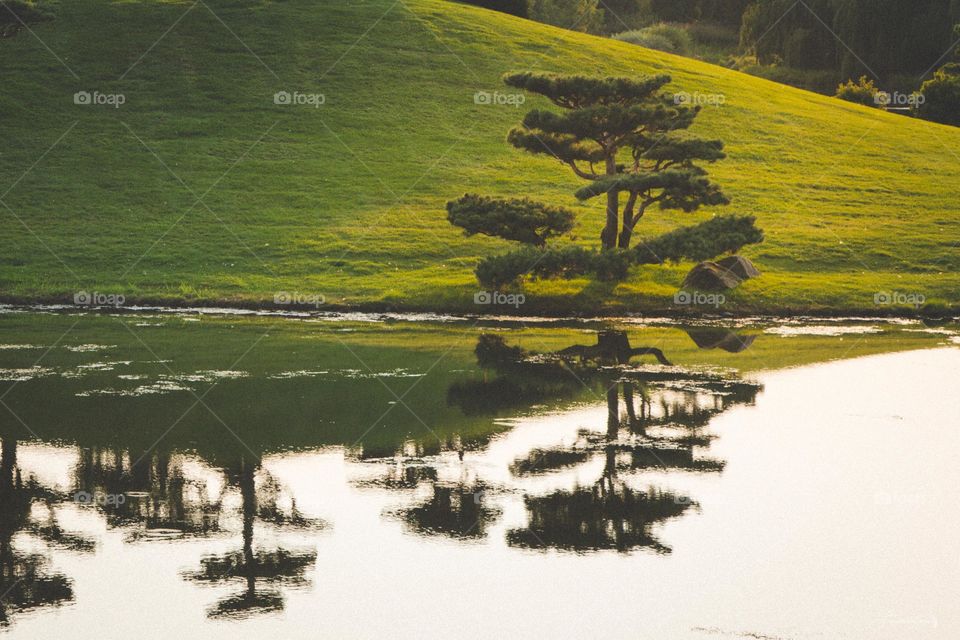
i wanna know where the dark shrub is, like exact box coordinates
[919,64,960,126]
[447,194,575,247]
[633,215,763,264]
[476,246,631,288]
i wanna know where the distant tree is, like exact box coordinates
[833,0,959,81]
[917,24,960,126]
[527,0,603,33]
[697,0,752,25]
[919,63,960,126]
[599,0,751,33]
[648,0,700,22]
[457,0,529,17]
[737,0,960,82]
[740,0,835,68]
[598,0,645,33]
[503,71,729,250]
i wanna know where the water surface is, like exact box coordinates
[0,310,957,639]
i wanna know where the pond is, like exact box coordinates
[0,308,957,639]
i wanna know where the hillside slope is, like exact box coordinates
[1,0,958,314]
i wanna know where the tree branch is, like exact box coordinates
[628,193,665,229]
[567,161,601,180]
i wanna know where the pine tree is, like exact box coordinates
[503,71,729,250]
[446,194,575,247]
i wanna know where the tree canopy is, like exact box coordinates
[504,71,728,250]
[445,71,762,291]
[446,194,576,247]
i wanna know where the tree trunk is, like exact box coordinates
[617,225,633,250]
[617,193,640,249]
[601,155,618,250]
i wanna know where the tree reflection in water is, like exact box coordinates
[506,377,755,553]
[357,457,501,539]
[74,446,323,619]
[398,481,501,540]
[0,438,76,627]
[0,324,764,628]
[1,435,324,623]
[384,331,760,554]
[179,458,321,620]
[73,447,221,540]
[517,331,758,553]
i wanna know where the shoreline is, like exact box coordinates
[0,298,954,325]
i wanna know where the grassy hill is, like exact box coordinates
[1,0,959,315]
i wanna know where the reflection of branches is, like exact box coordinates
[509,372,760,479]
[510,449,590,476]
[28,523,97,553]
[256,471,326,530]
[359,459,502,542]
[2,436,327,624]
[73,448,222,539]
[205,590,284,620]
[185,548,315,586]
[400,331,762,555]
[448,332,672,417]
[499,340,762,554]
[396,482,501,540]
[506,398,698,554]
[182,459,318,620]
[507,486,692,554]
[0,439,75,626]
[557,331,672,366]
[355,464,437,490]
[0,552,74,626]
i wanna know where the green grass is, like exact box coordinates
[1,0,959,315]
